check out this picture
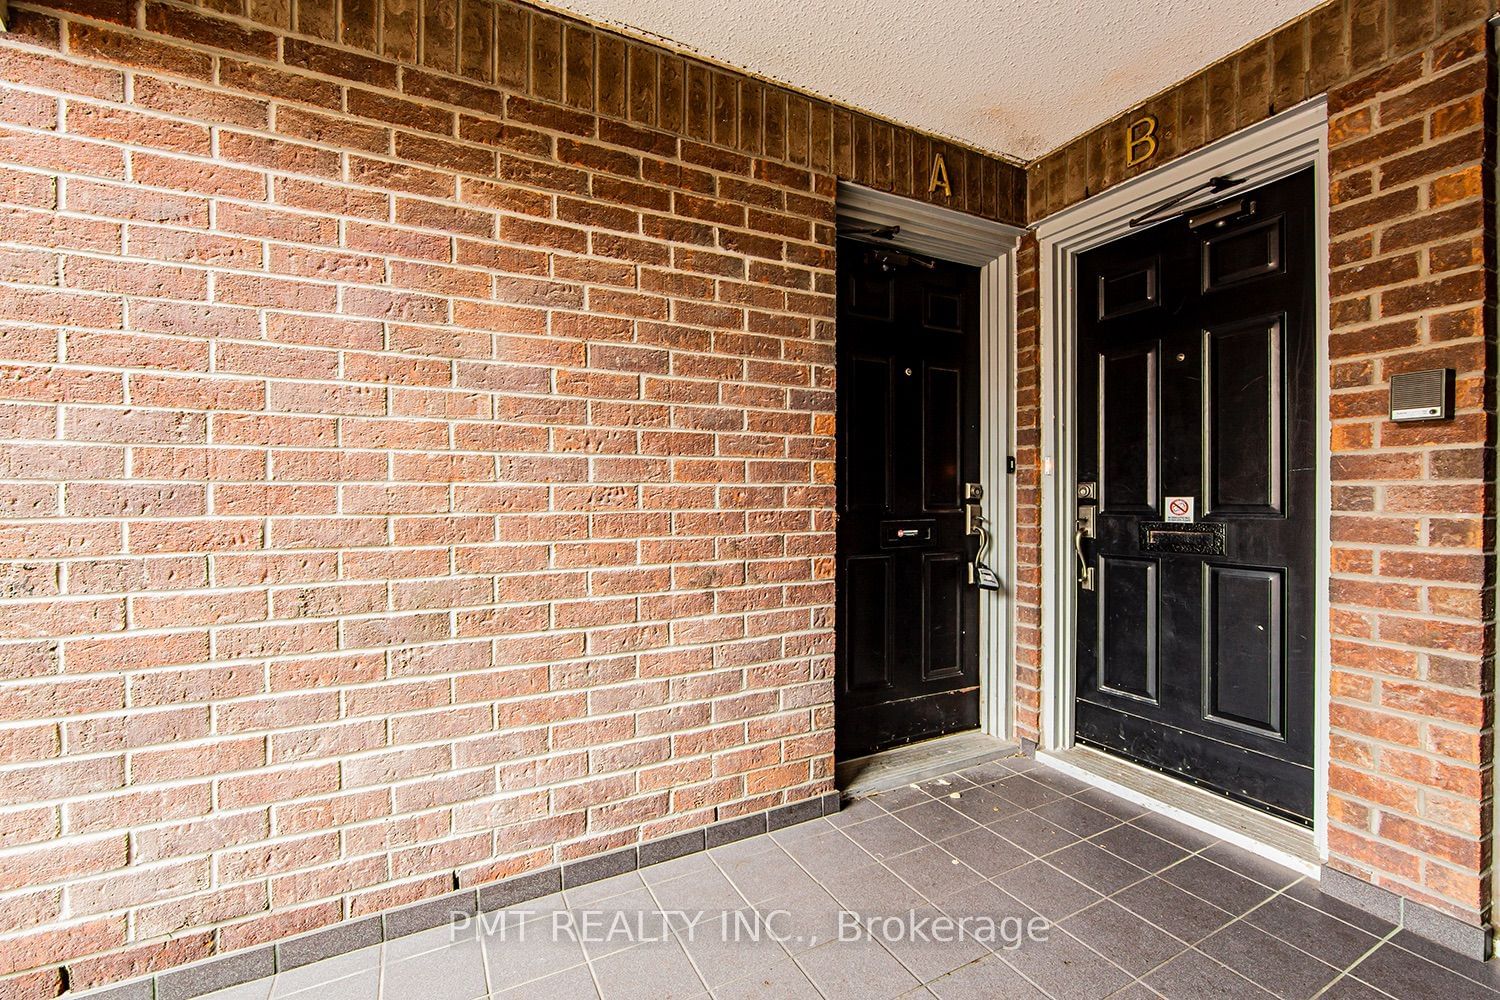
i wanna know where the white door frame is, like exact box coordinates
[834,183,1026,742]
[1031,99,1332,858]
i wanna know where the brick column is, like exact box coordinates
[1012,234,1043,746]
[1324,23,1495,929]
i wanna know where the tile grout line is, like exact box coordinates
[1041,778,1405,999]
[862,765,1302,996]
[920,782,1411,1000]
[579,881,639,1000]
[1306,919,1406,1000]
[727,830,866,1000]
[920,772,1116,1000]
[840,759,1086,998]
[781,770,1003,997]
[847,763,1096,997]
[1029,785,1357,996]
[658,848,760,999]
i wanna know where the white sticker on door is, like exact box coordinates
[1165,496,1195,523]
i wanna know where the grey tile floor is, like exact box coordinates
[197,754,1500,1000]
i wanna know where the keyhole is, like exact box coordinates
[1175,353,1186,362]
[904,367,913,376]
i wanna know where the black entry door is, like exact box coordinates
[836,239,982,759]
[1074,169,1317,824]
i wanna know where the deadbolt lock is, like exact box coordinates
[1077,481,1098,501]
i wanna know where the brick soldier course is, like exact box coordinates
[0,0,1494,994]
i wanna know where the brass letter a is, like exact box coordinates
[928,153,952,198]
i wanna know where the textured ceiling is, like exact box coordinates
[536,0,1325,161]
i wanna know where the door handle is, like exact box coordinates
[963,481,985,585]
[1074,526,1095,591]
[967,513,1001,591]
[966,506,987,585]
[1075,507,1096,592]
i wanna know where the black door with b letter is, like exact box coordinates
[1073,169,1317,824]
[835,239,982,759]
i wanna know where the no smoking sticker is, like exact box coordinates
[1165,496,1195,523]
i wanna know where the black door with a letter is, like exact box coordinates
[836,240,982,759]
[1074,169,1317,824]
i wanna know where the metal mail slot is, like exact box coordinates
[1138,521,1226,556]
[880,519,935,548]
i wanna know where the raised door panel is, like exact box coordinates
[844,555,891,693]
[1204,564,1284,736]
[1204,318,1283,515]
[847,357,891,511]
[1096,555,1159,703]
[1097,344,1160,515]
[923,364,961,512]
[1202,217,1284,291]
[922,553,964,681]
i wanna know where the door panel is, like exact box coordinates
[1097,556,1158,702]
[924,365,963,510]
[1204,318,1283,514]
[847,357,891,508]
[845,555,891,692]
[1202,217,1283,289]
[1204,564,1284,735]
[1098,345,1160,514]
[1097,258,1160,319]
[923,553,965,680]
[1074,169,1317,824]
[836,240,982,758]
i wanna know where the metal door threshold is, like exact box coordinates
[837,731,1020,799]
[1040,744,1319,875]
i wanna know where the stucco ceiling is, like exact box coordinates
[537,0,1326,161]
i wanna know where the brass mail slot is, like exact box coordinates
[1138,521,1226,556]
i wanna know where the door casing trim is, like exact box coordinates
[834,182,1026,745]
[1032,99,1332,858]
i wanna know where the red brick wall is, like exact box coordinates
[1323,22,1494,927]
[1023,0,1497,931]
[0,0,1023,994]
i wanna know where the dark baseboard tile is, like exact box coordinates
[706,812,767,848]
[156,946,275,1000]
[382,888,478,940]
[75,790,839,999]
[276,914,382,972]
[768,797,824,831]
[1319,865,1492,962]
[1318,867,1403,925]
[71,983,151,1000]
[477,866,563,912]
[637,828,704,868]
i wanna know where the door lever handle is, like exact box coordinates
[969,516,989,585]
[968,514,1001,591]
[1075,523,1095,592]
